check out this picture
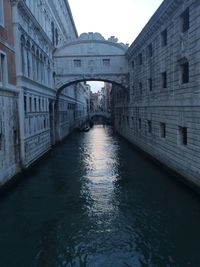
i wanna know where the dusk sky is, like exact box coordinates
[68,0,164,92]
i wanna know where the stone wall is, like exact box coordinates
[114,0,200,187]
[0,92,20,185]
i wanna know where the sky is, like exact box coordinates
[68,0,164,92]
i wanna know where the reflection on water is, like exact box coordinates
[0,125,200,267]
[81,126,119,215]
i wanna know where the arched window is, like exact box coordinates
[26,40,31,77]
[55,28,59,46]
[43,56,47,84]
[51,22,55,45]
[31,45,36,80]
[36,49,40,81]
[47,60,51,86]
[40,53,44,83]
[20,35,26,75]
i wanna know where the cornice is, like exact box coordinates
[16,0,54,50]
[18,25,53,59]
[64,0,78,38]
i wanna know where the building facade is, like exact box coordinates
[114,0,200,187]
[0,0,19,184]
[0,0,90,185]
[10,0,90,169]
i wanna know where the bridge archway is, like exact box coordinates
[54,32,129,92]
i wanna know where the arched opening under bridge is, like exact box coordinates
[52,32,130,143]
[54,32,129,92]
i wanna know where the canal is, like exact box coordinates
[0,125,200,267]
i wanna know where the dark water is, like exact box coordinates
[0,125,200,267]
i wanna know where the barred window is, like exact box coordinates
[160,123,166,138]
[74,59,81,67]
[148,120,152,134]
[181,8,190,33]
[179,126,187,145]
[103,59,110,66]
[131,60,135,70]
[139,82,142,94]
[161,29,167,47]
[161,71,167,88]
[181,61,189,83]
[138,118,142,130]
[148,78,153,91]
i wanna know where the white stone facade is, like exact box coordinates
[114,0,200,187]
[0,0,20,185]
[54,32,129,90]
[0,91,20,185]
[2,0,90,177]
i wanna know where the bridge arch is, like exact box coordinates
[54,32,129,92]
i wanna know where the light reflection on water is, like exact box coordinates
[81,126,119,217]
[0,126,200,267]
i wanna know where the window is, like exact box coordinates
[179,126,187,145]
[55,28,59,46]
[29,97,32,112]
[138,118,142,130]
[148,78,153,91]
[34,97,37,111]
[181,61,189,83]
[132,85,135,95]
[181,8,189,33]
[139,53,142,65]
[38,99,41,111]
[126,116,129,126]
[131,60,135,70]
[24,95,27,112]
[147,43,153,57]
[161,29,167,47]
[74,59,81,67]
[103,59,110,66]
[161,71,167,88]
[0,53,6,86]
[51,22,55,45]
[148,120,152,134]
[139,82,142,94]
[0,133,2,150]
[0,0,4,26]
[26,41,31,77]
[160,122,166,138]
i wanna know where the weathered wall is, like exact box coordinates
[0,92,20,185]
[114,0,200,187]
[0,0,19,185]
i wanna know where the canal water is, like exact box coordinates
[0,125,200,267]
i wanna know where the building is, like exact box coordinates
[10,0,90,168]
[90,92,99,112]
[0,0,19,184]
[0,0,90,185]
[104,82,112,112]
[114,0,200,186]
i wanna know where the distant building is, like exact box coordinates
[90,92,99,112]
[104,82,112,112]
